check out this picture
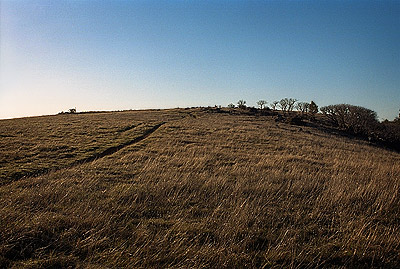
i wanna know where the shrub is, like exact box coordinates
[237,100,247,109]
[309,101,318,114]
[288,115,305,125]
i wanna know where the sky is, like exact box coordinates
[1,0,399,120]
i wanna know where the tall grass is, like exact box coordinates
[0,110,182,183]
[1,110,399,268]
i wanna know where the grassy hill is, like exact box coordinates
[1,108,399,268]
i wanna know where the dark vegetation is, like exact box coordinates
[224,99,400,152]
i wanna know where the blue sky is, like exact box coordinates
[1,0,399,120]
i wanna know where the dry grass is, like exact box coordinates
[0,110,183,183]
[1,109,399,268]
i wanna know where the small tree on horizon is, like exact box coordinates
[287,98,298,113]
[237,100,247,109]
[271,101,279,110]
[227,103,235,109]
[256,100,267,110]
[279,99,288,113]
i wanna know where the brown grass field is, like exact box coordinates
[1,108,399,268]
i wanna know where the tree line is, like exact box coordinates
[228,98,319,115]
[226,98,400,151]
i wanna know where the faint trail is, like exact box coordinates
[3,122,166,184]
[116,123,142,133]
[78,122,165,163]
[3,112,195,184]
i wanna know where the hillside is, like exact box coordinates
[1,109,399,268]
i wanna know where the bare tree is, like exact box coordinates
[287,98,298,113]
[320,105,338,125]
[271,101,279,110]
[295,102,309,114]
[237,100,247,109]
[278,98,298,114]
[347,105,378,134]
[279,99,288,113]
[256,100,267,110]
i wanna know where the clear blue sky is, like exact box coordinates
[1,0,399,120]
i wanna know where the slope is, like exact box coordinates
[1,110,399,268]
